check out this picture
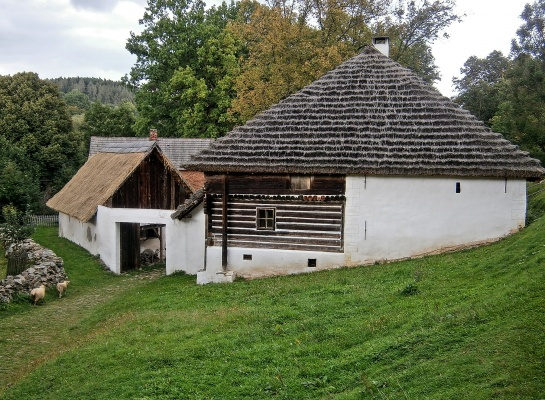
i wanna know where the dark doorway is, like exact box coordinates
[120,222,140,272]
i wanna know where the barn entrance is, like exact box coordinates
[119,222,167,272]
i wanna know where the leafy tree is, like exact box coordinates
[81,101,137,141]
[0,72,85,208]
[126,0,241,137]
[0,205,35,276]
[63,89,91,115]
[491,55,545,163]
[228,1,350,122]
[282,0,462,83]
[489,0,545,164]
[511,0,545,60]
[453,51,512,125]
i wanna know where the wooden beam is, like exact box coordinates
[221,174,229,270]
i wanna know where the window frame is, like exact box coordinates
[256,208,276,230]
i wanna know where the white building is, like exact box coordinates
[181,46,544,283]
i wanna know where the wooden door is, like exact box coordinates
[120,222,140,272]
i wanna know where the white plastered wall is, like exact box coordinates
[203,175,527,281]
[344,175,526,265]
[58,206,205,275]
[58,213,99,256]
[204,246,345,280]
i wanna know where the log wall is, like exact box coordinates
[205,174,346,252]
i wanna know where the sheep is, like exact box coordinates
[56,280,70,298]
[30,284,46,305]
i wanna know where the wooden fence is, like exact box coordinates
[26,214,59,227]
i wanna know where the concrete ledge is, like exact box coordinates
[196,270,236,285]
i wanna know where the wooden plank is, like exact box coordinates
[209,226,341,239]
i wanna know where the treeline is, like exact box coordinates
[48,77,135,106]
[452,0,545,165]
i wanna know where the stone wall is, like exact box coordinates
[0,239,67,304]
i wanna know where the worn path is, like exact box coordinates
[0,269,163,393]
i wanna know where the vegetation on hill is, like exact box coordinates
[1,182,544,399]
[48,77,135,107]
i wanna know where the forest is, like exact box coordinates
[0,0,544,217]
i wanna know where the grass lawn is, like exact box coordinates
[0,186,544,399]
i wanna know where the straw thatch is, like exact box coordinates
[47,151,150,222]
[185,47,544,179]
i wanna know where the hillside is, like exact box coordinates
[0,184,544,399]
[48,77,135,106]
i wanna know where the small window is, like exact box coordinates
[243,254,252,261]
[308,259,317,268]
[257,208,275,230]
[289,175,312,190]
[455,182,461,193]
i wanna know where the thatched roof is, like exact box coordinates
[47,142,187,222]
[89,137,215,169]
[185,47,544,179]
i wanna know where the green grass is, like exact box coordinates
[1,189,545,399]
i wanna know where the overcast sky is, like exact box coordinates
[0,0,533,97]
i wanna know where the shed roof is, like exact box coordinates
[46,151,150,222]
[47,143,186,222]
[89,137,215,169]
[185,47,544,179]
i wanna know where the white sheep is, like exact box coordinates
[30,284,46,305]
[56,280,70,298]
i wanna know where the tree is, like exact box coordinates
[0,72,85,209]
[81,101,137,141]
[452,51,512,125]
[489,0,545,164]
[0,205,34,276]
[228,1,350,122]
[63,89,91,115]
[511,0,545,60]
[126,0,242,137]
[283,0,462,83]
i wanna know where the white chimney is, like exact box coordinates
[372,36,390,57]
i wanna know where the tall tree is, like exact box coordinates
[228,1,350,122]
[452,51,512,125]
[229,0,461,122]
[489,0,545,164]
[81,101,137,141]
[126,0,242,137]
[0,73,85,209]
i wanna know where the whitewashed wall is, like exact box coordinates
[202,175,527,282]
[96,206,205,275]
[166,203,206,275]
[58,213,99,256]
[204,246,345,280]
[344,175,526,265]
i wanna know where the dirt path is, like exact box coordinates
[0,269,164,393]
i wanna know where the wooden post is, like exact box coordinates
[222,174,228,271]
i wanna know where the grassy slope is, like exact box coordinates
[1,187,544,399]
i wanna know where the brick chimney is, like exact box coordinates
[372,36,389,57]
[149,128,158,141]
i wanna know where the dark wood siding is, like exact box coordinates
[111,151,188,210]
[206,173,345,195]
[208,195,344,252]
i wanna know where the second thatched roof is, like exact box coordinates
[185,46,544,179]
